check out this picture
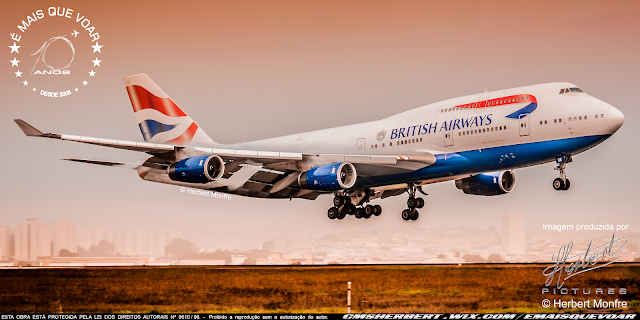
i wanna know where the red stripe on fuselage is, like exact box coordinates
[126,85,188,117]
[167,122,198,145]
[454,94,537,110]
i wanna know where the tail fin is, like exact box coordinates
[124,73,217,146]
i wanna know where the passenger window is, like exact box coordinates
[579,116,582,120]
[540,121,542,125]
[601,114,604,118]
[390,142,393,146]
[595,114,598,118]
[382,143,385,147]
[504,126,507,130]
[584,115,587,119]
[559,118,562,122]
[569,117,572,122]
[554,119,557,123]
[545,120,547,124]
[420,138,422,142]
[459,132,461,136]
[499,126,502,130]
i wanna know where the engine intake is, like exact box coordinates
[168,155,224,183]
[455,170,515,196]
[299,162,357,191]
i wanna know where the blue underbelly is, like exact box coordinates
[354,134,610,189]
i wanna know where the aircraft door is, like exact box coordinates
[356,138,366,150]
[519,114,530,136]
[443,130,453,147]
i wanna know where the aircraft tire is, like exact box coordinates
[364,205,374,215]
[402,209,411,221]
[553,178,565,190]
[328,207,338,219]
[411,210,419,221]
[563,179,571,190]
[355,208,364,219]
[416,197,425,209]
[407,197,416,209]
[333,197,343,207]
[373,205,382,216]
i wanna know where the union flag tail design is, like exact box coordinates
[124,73,217,146]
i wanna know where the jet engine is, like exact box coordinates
[167,155,224,183]
[299,162,357,191]
[455,170,515,196]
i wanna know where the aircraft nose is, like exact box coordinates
[606,107,625,133]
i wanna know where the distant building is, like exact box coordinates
[502,212,526,255]
[116,229,150,256]
[149,229,180,257]
[0,226,11,260]
[78,228,113,251]
[231,255,247,265]
[53,219,76,256]
[14,218,51,261]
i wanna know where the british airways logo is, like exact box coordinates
[390,114,493,140]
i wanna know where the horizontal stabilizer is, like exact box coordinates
[63,158,138,169]
[14,119,44,136]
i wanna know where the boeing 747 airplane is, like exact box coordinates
[15,74,624,221]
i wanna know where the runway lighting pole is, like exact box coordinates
[347,281,351,314]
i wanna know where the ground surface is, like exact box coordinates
[0,264,638,313]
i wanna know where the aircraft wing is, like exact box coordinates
[14,119,437,169]
[15,119,437,199]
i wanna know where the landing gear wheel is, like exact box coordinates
[407,197,416,209]
[373,205,382,216]
[553,178,565,191]
[402,209,412,221]
[333,196,344,207]
[411,210,419,221]
[563,179,571,191]
[355,208,364,219]
[363,209,372,219]
[416,197,424,209]
[337,209,346,220]
[364,205,374,216]
[327,207,338,219]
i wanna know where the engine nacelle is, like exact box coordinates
[299,162,357,191]
[455,170,515,196]
[167,155,224,183]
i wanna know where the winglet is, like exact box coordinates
[14,119,44,136]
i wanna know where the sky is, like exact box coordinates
[1,0,639,249]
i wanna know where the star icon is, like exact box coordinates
[91,42,103,53]
[82,80,88,86]
[9,42,20,53]
[23,80,28,86]
[75,88,78,91]
[15,70,22,77]
[33,87,36,91]
[92,58,102,66]
[88,70,96,77]
[10,58,19,67]
[71,29,79,38]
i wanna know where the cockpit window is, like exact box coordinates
[560,87,584,94]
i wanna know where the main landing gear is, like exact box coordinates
[553,155,572,191]
[327,195,381,220]
[402,185,426,221]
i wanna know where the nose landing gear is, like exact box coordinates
[553,155,572,191]
[402,185,426,221]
